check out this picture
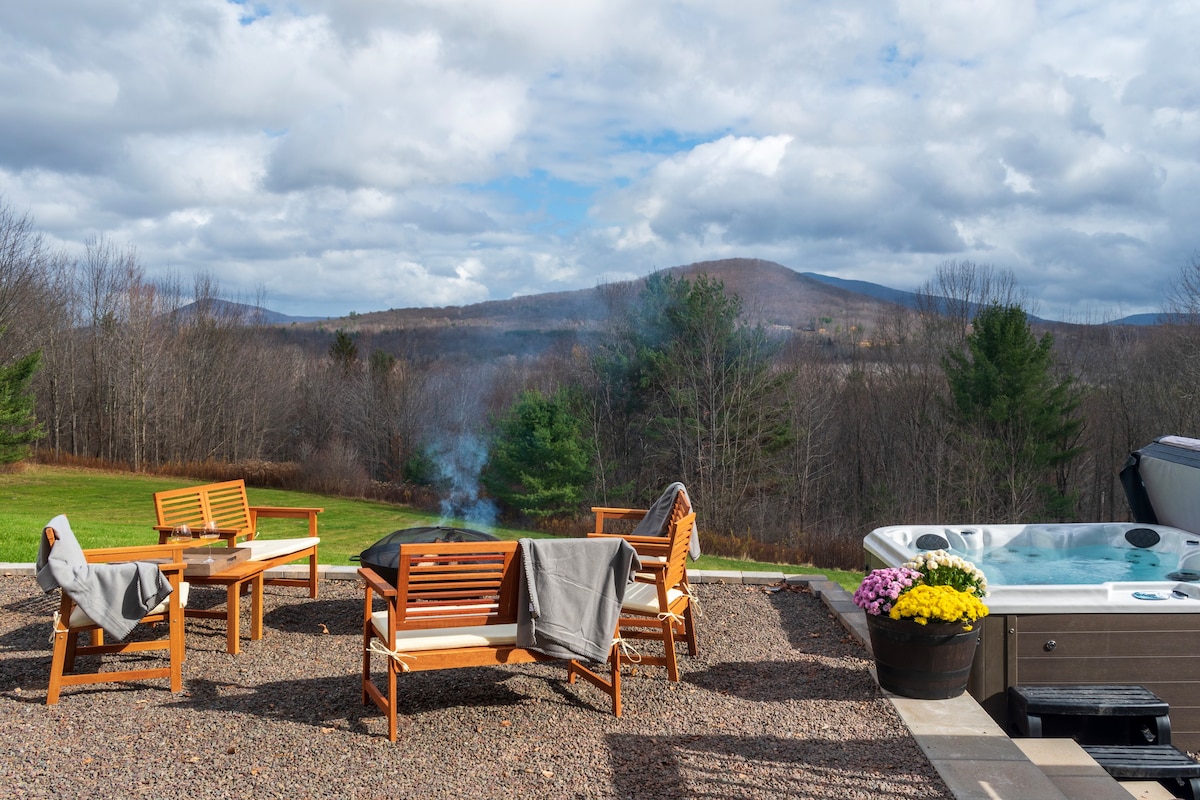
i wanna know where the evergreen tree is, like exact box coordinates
[0,340,45,465]
[942,304,1083,520]
[590,272,794,531]
[483,389,591,519]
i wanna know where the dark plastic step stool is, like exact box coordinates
[1008,685,1172,744]
[1081,744,1200,800]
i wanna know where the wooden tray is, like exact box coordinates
[183,546,252,577]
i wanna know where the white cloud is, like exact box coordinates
[0,0,1196,320]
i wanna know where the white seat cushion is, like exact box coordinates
[242,537,319,561]
[370,611,517,651]
[69,582,190,628]
[621,581,685,615]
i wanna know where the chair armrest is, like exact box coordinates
[587,532,670,557]
[153,525,240,545]
[249,506,323,537]
[591,506,650,536]
[83,543,186,574]
[359,567,396,598]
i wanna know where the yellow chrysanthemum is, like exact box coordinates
[888,584,990,627]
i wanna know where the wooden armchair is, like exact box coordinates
[607,512,697,682]
[589,483,699,657]
[39,518,188,704]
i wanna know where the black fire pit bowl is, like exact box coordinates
[351,526,500,588]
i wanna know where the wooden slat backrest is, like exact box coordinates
[395,540,520,629]
[662,512,696,591]
[203,480,254,531]
[152,479,253,535]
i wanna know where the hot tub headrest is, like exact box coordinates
[1122,436,1200,535]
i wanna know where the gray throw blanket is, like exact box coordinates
[630,482,701,560]
[36,514,173,640]
[516,537,640,663]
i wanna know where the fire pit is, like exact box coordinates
[352,526,500,587]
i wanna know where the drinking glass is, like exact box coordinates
[200,519,219,562]
[169,523,192,544]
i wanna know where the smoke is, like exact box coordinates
[430,433,498,530]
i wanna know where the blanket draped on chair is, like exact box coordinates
[35,514,173,640]
[630,482,701,560]
[516,537,639,663]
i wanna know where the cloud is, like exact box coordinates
[0,0,1196,321]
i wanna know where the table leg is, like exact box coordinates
[250,573,264,641]
[226,582,241,655]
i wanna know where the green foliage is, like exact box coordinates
[942,304,1083,520]
[1,465,854,581]
[0,343,45,466]
[329,329,359,369]
[483,389,591,519]
[591,272,795,519]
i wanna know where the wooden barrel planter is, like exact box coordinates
[866,614,982,700]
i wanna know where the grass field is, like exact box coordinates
[0,464,863,590]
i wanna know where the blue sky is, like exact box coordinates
[1,0,1197,321]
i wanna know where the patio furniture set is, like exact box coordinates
[34,481,700,741]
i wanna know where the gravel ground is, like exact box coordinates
[0,576,954,800]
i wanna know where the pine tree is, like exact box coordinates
[942,304,1083,520]
[0,343,45,466]
[483,389,591,519]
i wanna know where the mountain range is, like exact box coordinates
[262,259,1162,328]
[214,259,1168,360]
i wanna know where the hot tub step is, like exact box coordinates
[1080,744,1200,800]
[1009,685,1172,744]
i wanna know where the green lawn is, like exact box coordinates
[0,464,862,590]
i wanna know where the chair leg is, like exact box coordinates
[361,626,372,707]
[386,652,399,742]
[308,552,319,598]
[168,600,185,693]
[661,616,680,682]
[63,630,80,673]
[47,627,70,705]
[683,604,698,657]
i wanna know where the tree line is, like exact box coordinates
[3,197,1200,569]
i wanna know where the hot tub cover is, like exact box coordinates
[1121,436,1200,535]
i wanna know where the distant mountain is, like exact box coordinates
[178,299,328,324]
[1104,312,1185,326]
[258,258,1177,361]
[799,272,920,308]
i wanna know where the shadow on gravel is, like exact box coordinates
[606,732,953,800]
[765,587,868,657]
[161,667,559,733]
[685,659,878,703]
[263,596,361,635]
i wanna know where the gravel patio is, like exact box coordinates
[0,574,954,799]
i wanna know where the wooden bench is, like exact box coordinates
[153,478,323,598]
[360,540,625,742]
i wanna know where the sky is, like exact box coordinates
[1,1,1198,322]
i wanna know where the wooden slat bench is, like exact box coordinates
[360,539,625,742]
[153,478,323,598]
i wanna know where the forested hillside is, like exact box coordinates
[4,201,1200,569]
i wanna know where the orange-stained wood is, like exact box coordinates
[360,540,624,742]
[44,527,187,704]
[152,479,322,597]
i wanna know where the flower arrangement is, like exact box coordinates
[854,549,989,628]
[851,566,922,616]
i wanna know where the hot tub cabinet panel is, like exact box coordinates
[970,613,1200,751]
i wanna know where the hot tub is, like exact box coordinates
[861,436,1200,750]
[864,521,1200,614]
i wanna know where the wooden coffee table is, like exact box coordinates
[182,549,266,655]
